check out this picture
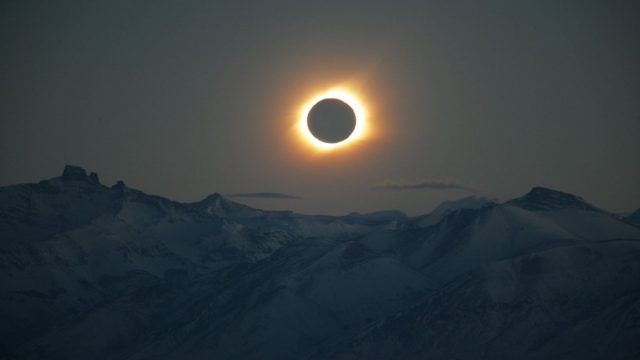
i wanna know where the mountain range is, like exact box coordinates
[1,165,639,359]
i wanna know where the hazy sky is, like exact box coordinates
[1,0,639,215]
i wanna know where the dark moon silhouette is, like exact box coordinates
[307,98,356,143]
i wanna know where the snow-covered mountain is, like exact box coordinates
[1,166,638,359]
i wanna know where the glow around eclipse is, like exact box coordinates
[298,88,367,151]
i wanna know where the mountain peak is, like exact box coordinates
[194,192,234,212]
[111,180,126,190]
[193,192,263,219]
[199,192,224,204]
[61,165,100,185]
[508,187,598,211]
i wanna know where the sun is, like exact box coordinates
[298,88,367,151]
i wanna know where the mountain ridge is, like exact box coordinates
[0,165,638,359]
[507,186,600,212]
[5,165,622,219]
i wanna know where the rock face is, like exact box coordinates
[0,166,639,359]
[507,186,599,211]
[61,164,100,184]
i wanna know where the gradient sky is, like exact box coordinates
[1,0,638,215]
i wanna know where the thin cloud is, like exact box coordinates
[229,192,301,200]
[378,179,476,192]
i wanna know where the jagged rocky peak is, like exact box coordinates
[508,186,598,211]
[61,165,100,185]
[111,180,126,189]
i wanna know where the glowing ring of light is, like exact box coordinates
[299,88,366,150]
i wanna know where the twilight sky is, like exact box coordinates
[1,0,639,215]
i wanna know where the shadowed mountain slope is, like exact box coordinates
[0,166,638,359]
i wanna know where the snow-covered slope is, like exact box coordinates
[396,188,640,283]
[316,239,640,360]
[412,195,495,228]
[0,166,638,359]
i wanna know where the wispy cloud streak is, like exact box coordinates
[378,179,476,192]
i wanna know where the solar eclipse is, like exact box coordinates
[299,88,366,151]
[307,98,356,143]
